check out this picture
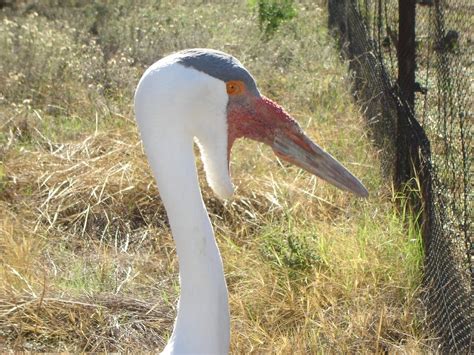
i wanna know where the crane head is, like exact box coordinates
[135,49,368,200]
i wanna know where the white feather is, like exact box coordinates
[135,59,232,354]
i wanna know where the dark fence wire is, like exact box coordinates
[327,0,472,353]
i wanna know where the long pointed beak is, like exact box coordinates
[229,95,369,197]
[272,128,369,197]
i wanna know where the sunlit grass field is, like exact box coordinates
[0,1,431,352]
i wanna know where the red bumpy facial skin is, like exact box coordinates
[227,93,301,157]
[225,81,369,197]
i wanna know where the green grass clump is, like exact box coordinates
[259,219,322,276]
[0,0,430,352]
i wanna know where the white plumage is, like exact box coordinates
[134,49,368,354]
[136,60,231,354]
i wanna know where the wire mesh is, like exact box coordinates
[327,0,472,352]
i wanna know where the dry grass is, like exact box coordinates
[0,1,432,353]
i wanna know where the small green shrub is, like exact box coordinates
[250,0,297,38]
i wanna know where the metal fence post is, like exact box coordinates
[396,0,416,189]
[398,0,416,108]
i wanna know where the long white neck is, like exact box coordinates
[142,130,230,354]
[135,61,232,354]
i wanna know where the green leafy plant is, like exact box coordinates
[249,0,297,38]
[259,223,321,280]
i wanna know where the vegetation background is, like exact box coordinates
[1,0,431,352]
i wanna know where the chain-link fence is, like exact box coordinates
[327,0,472,352]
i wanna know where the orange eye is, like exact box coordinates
[226,80,244,95]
